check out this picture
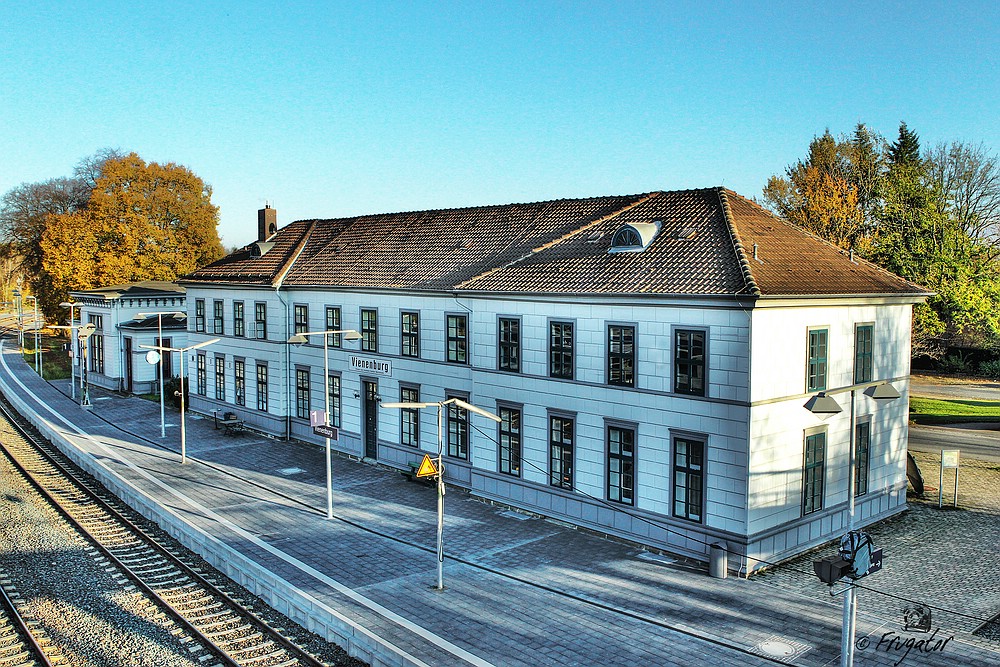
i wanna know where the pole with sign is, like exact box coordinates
[939,449,960,508]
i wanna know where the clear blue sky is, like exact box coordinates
[2,1,997,248]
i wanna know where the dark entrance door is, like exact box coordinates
[123,337,133,393]
[363,380,378,459]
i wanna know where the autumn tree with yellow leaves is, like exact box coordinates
[37,153,224,314]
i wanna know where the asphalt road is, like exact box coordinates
[909,375,1000,462]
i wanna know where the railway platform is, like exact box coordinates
[1,342,997,667]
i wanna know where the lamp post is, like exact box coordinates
[381,397,501,590]
[139,311,185,438]
[60,302,85,400]
[11,288,22,350]
[140,338,219,463]
[23,296,41,376]
[286,329,362,519]
[805,381,900,667]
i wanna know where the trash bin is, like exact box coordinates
[709,542,728,579]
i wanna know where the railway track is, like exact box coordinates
[0,567,58,667]
[0,396,337,667]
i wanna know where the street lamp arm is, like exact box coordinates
[444,397,502,423]
[381,401,433,409]
[286,329,362,343]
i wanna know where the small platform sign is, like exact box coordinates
[313,424,338,439]
[310,409,326,427]
[415,454,438,478]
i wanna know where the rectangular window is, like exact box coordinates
[674,329,706,396]
[807,328,829,392]
[88,314,105,374]
[855,421,870,497]
[447,397,469,459]
[194,299,205,333]
[498,406,521,476]
[854,324,874,384]
[608,325,636,387]
[233,301,245,337]
[234,359,245,406]
[803,431,826,515]
[294,304,309,335]
[608,426,635,505]
[196,353,206,396]
[672,436,704,522]
[295,368,310,419]
[498,317,520,372]
[214,355,225,401]
[256,363,268,411]
[549,321,574,379]
[327,373,341,428]
[254,302,267,340]
[401,311,420,358]
[213,300,224,335]
[549,415,574,489]
[325,307,342,347]
[361,308,378,352]
[447,314,468,364]
[401,386,419,447]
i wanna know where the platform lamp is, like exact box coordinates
[805,381,900,667]
[23,295,41,376]
[60,302,85,400]
[138,311,185,438]
[286,328,362,519]
[381,397,501,590]
[140,338,219,463]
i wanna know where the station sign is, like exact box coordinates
[313,424,338,439]
[350,355,392,376]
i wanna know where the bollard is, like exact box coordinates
[709,542,728,578]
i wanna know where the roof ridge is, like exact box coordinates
[717,189,761,297]
[721,188,931,293]
[274,219,317,287]
[454,192,659,289]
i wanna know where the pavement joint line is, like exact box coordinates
[0,341,490,667]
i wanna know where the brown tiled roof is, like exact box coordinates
[179,220,313,286]
[181,188,929,298]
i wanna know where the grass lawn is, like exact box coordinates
[909,396,1000,425]
[21,334,73,380]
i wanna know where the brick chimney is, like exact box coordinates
[258,205,277,241]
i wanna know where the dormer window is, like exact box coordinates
[609,221,661,253]
[249,241,276,258]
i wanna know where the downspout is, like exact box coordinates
[274,221,317,440]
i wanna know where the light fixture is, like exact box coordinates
[804,392,843,417]
[864,383,901,401]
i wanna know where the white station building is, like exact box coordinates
[177,190,928,572]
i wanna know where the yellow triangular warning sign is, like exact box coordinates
[415,454,438,478]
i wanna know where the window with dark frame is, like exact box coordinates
[295,368,310,419]
[361,308,378,352]
[256,363,268,411]
[807,328,829,392]
[213,300,224,335]
[447,314,468,364]
[498,317,520,372]
[549,321,574,379]
[608,325,635,387]
[254,302,267,340]
[855,421,870,497]
[214,355,225,401]
[294,304,309,335]
[672,436,704,522]
[607,426,635,505]
[195,299,205,333]
[854,324,874,384]
[674,329,705,395]
[447,397,469,459]
[498,406,521,476]
[325,307,341,347]
[401,312,419,357]
[196,353,206,396]
[401,386,419,447]
[233,301,245,337]
[803,431,826,515]
[327,374,342,427]
[549,415,574,489]
[234,359,245,406]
